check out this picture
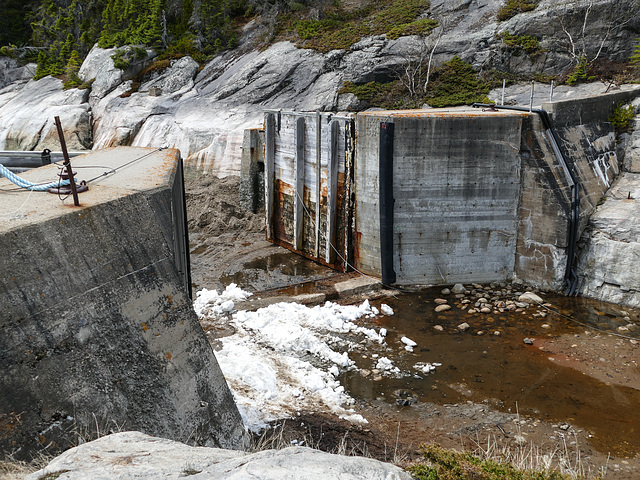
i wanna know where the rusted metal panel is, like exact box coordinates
[264,110,354,272]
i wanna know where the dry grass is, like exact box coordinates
[469,406,607,479]
[0,455,51,480]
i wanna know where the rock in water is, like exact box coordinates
[26,432,413,480]
[518,292,544,304]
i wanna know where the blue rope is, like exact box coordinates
[0,164,70,191]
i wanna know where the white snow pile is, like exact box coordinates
[374,356,401,376]
[401,336,417,352]
[194,288,390,431]
[380,304,394,315]
[414,362,442,375]
[193,283,252,317]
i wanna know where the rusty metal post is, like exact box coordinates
[54,116,80,206]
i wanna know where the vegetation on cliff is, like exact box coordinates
[1,0,639,106]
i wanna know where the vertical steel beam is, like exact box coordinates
[379,122,396,285]
[314,112,322,258]
[265,113,276,240]
[325,120,339,264]
[294,117,306,251]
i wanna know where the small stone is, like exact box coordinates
[480,307,491,314]
[458,322,471,331]
[618,325,629,332]
[434,298,448,305]
[441,288,451,295]
[496,301,506,309]
[494,331,501,336]
[523,338,534,345]
[451,284,466,294]
[519,292,544,304]
[541,324,551,329]
[434,325,444,331]
[516,302,529,308]
[360,369,371,377]
[477,330,485,336]
[435,304,451,312]
[478,298,488,303]
[468,309,477,314]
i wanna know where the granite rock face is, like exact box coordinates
[26,432,412,480]
[576,172,640,307]
[0,0,638,174]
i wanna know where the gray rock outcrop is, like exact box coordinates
[0,76,92,150]
[576,172,640,307]
[26,431,412,480]
[1,0,638,175]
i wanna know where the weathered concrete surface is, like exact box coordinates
[350,101,626,289]
[354,109,524,285]
[576,173,640,307]
[26,431,412,480]
[0,148,246,460]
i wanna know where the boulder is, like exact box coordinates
[0,57,35,89]
[26,432,412,480]
[0,76,92,150]
[518,292,544,304]
[79,45,155,105]
[139,56,199,95]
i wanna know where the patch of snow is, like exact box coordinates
[193,283,252,317]
[374,356,401,376]
[380,304,394,315]
[413,362,442,375]
[196,290,388,431]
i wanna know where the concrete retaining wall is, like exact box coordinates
[0,147,246,460]
[355,110,523,285]
[354,107,621,290]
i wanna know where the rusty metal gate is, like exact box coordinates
[264,111,355,271]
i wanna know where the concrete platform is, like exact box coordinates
[1,146,179,227]
[0,147,246,460]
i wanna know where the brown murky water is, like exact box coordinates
[340,288,640,458]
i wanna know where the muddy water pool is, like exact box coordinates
[342,287,640,458]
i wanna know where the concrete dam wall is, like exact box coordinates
[0,147,246,459]
[253,89,637,291]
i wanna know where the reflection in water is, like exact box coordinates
[341,288,640,457]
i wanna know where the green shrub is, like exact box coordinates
[497,0,539,21]
[0,45,16,58]
[609,103,636,133]
[339,81,406,108]
[387,18,438,40]
[424,55,491,107]
[111,49,130,70]
[292,0,432,53]
[499,31,541,54]
[566,56,596,85]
